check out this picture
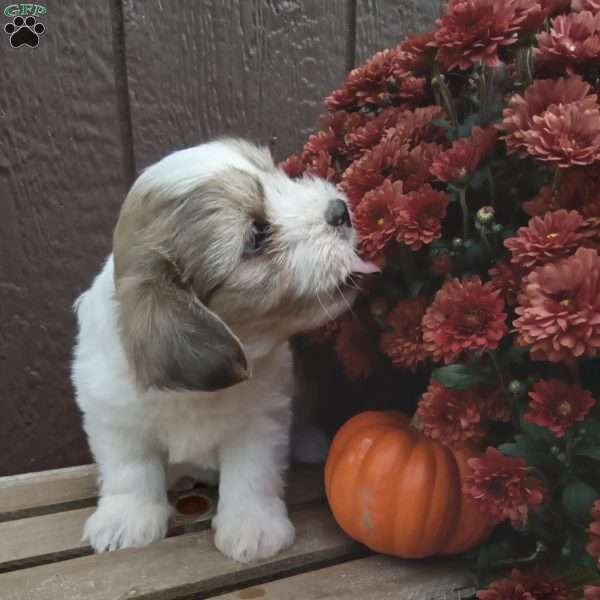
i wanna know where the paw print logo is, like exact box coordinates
[4,15,45,48]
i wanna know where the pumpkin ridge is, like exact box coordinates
[416,439,438,557]
[392,433,425,556]
[327,421,400,541]
[429,441,461,555]
[364,427,415,552]
[351,425,406,543]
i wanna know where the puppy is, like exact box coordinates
[71,138,377,562]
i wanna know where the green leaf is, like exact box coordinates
[431,364,492,390]
[575,445,600,461]
[562,480,599,526]
[431,118,452,131]
[581,417,600,440]
[408,279,425,298]
[519,413,557,442]
[498,435,548,467]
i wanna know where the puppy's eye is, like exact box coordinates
[244,220,270,256]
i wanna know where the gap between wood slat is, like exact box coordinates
[212,555,475,600]
[0,467,324,574]
[0,503,361,600]
[0,464,98,522]
[183,550,371,600]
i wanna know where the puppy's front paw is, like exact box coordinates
[213,502,295,562]
[84,494,172,552]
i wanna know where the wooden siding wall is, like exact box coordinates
[0,0,442,476]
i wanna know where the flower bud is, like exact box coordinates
[476,206,495,226]
[451,237,464,250]
[508,379,526,398]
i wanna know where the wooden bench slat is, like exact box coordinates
[0,503,363,600]
[0,466,323,573]
[214,555,476,600]
[0,465,98,520]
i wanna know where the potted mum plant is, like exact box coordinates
[284,0,600,597]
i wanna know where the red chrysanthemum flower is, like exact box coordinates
[280,154,305,178]
[353,179,403,260]
[399,31,436,73]
[340,129,440,207]
[524,379,596,437]
[585,586,600,600]
[522,186,563,217]
[477,569,575,600]
[431,0,542,71]
[504,210,585,270]
[320,110,367,148]
[344,107,402,159]
[304,150,336,181]
[545,0,572,14]
[499,75,597,157]
[587,500,600,567]
[483,387,512,422]
[303,128,339,157]
[416,382,486,445]
[334,316,373,381]
[489,260,523,307]
[325,46,427,112]
[344,105,445,161]
[380,297,428,370]
[430,126,497,183]
[524,169,600,218]
[422,276,507,364]
[465,448,545,527]
[521,101,600,168]
[394,184,449,250]
[573,0,600,11]
[514,247,600,362]
[581,216,600,251]
[537,11,600,73]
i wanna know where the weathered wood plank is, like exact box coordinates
[355,0,443,65]
[0,503,363,600]
[0,1,129,476]
[0,465,97,520]
[0,466,323,573]
[0,462,322,521]
[124,0,350,169]
[215,555,475,599]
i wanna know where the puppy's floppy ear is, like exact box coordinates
[115,253,249,392]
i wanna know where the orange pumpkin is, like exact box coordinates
[324,410,494,558]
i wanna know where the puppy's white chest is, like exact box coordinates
[150,363,293,468]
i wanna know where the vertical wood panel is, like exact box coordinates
[0,2,129,474]
[355,0,443,65]
[124,0,350,169]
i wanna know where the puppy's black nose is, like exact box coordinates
[325,198,351,227]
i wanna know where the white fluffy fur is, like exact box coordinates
[72,140,367,562]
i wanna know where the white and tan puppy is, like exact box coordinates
[71,139,376,562]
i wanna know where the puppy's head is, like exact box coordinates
[114,138,377,392]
